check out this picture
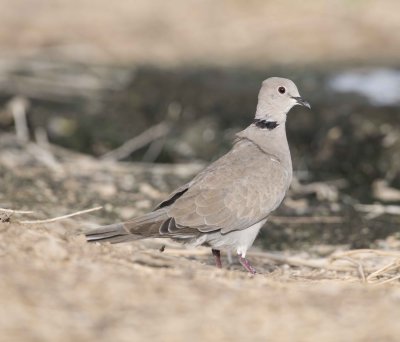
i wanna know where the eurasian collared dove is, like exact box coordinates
[85,77,310,274]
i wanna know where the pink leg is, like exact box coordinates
[212,249,222,268]
[239,256,256,274]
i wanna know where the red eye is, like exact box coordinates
[278,86,286,94]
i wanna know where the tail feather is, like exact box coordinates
[85,223,137,244]
[85,209,169,244]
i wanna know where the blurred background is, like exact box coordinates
[1,0,399,246]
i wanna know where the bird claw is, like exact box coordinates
[239,256,257,275]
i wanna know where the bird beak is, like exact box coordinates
[291,96,311,109]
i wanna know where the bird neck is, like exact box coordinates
[253,119,279,130]
[236,122,292,171]
[255,101,289,124]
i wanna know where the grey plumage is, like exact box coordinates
[85,77,310,273]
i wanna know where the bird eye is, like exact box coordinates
[278,86,286,94]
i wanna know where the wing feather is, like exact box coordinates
[166,140,291,236]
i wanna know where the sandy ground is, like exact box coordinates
[0,0,399,66]
[0,136,399,342]
[1,223,400,342]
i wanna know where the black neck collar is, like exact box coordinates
[253,119,279,130]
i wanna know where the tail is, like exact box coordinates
[85,223,138,244]
[85,209,169,244]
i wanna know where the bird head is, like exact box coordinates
[255,77,310,124]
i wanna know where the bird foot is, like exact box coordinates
[239,256,256,274]
[212,249,222,268]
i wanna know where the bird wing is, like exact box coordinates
[166,139,292,234]
[91,139,291,241]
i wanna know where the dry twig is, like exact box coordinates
[330,255,366,282]
[331,249,400,284]
[332,249,400,258]
[0,208,34,214]
[355,203,400,219]
[7,96,30,143]
[270,216,343,224]
[19,206,102,224]
[101,122,170,161]
[374,274,400,285]
[367,260,400,282]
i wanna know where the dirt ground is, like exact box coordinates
[0,136,399,342]
[2,225,400,342]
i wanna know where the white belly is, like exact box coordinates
[192,219,267,257]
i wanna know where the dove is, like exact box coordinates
[85,77,310,274]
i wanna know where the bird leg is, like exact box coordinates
[212,249,222,268]
[239,256,256,274]
[226,250,233,265]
